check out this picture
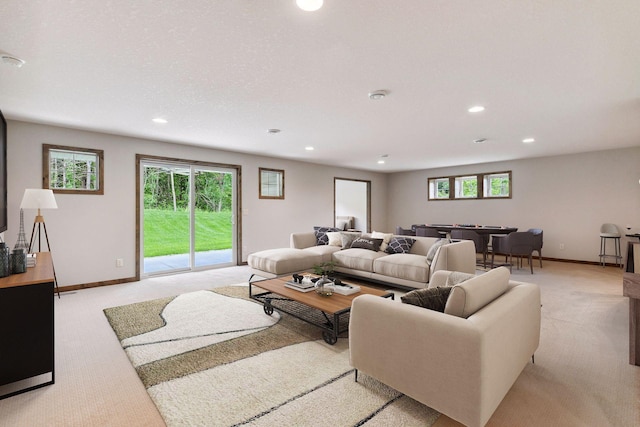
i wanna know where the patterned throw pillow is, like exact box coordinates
[385,236,416,254]
[313,226,341,245]
[350,237,384,252]
[401,286,452,312]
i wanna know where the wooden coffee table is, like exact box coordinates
[249,274,394,344]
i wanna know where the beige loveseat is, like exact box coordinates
[349,267,541,427]
[248,231,476,289]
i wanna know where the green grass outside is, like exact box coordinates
[143,208,233,257]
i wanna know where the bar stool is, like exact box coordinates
[599,223,622,268]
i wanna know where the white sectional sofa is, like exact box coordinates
[248,231,476,289]
[349,267,542,427]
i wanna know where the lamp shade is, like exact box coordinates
[20,189,58,210]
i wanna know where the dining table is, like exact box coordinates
[416,224,518,236]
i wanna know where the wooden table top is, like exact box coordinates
[251,274,393,315]
[0,252,55,289]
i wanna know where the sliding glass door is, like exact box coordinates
[141,160,236,276]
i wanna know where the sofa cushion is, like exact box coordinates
[314,226,341,245]
[340,231,362,249]
[301,245,341,264]
[333,248,387,272]
[373,253,431,283]
[248,248,321,275]
[401,286,452,312]
[444,267,510,318]
[426,238,450,264]
[350,237,383,252]
[372,231,394,252]
[385,236,416,254]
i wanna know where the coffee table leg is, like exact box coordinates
[263,298,274,316]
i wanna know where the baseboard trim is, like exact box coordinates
[59,276,138,293]
[540,256,624,268]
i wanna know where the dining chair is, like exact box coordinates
[527,228,543,268]
[451,229,488,268]
[415,226,443,238]
[491,231,535,274]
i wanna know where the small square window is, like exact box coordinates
[484,172,511,198]
[454,176,478,199]
[259,168,284,199]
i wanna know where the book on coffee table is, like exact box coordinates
[284,283,316,292]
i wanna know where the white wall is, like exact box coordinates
[386,147,640,262]
[5,120,388,287]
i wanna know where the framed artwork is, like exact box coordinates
[259,167,284,199]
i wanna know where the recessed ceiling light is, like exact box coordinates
[296,0,323,12]
[468,105,485,113]
[377,160,385,164]
[473,138,487,144]
[305,146,314,151]
[368,90,387,100]
[1,54,25,68]
[522,138,535,143]
[267,128,281,134]
[152,118,168,124]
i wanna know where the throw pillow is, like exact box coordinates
[340,231,362,249]
[336,219,349,231]
[385,236,416,254]
[350,237,384,252]
[326,231,342,247]
[313,226,341,245]
[371,231,394,252]
[426,238,450,265]
[401,286,452,312]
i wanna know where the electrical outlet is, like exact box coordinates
[116,258,124,267]
[559,243,565,250]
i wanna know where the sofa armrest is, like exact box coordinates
[290,231,317,249]
[430,240,476,278]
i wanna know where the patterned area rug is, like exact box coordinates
[104,286,440,427]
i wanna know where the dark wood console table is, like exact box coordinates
[623,273,640,366]
[0,252,55,399]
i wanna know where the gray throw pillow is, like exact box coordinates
[340,231,362,249]
[426,238,450,264]
[401,286,452,312]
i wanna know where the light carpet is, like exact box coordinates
[104,285,440,427]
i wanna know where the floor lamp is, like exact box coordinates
[20,189,59,297]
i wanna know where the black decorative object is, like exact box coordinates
[10,248,26,274]
[0,242,9,277]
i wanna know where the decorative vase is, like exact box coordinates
[0,242,9,277]
[10,248,26,274]
[314,275,335,296]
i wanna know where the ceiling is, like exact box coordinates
[1,1,639,173]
